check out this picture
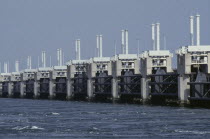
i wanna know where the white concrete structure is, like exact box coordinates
[34,51,53,98]
[10,71,21,97]
[21,69,37,98]
[0,72,12,97]
[50,65,67,99]
[10,61,21,97]
[140,23,173,101]
[36,67,52,98]
[88,57,112,99]
[176,45,210,103]
[67,60,89,99]
[111,54,140,99]
[176,14,210,104]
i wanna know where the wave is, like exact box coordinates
[12,126,44,130]
[51,112,60,115]
[175,129,210,135]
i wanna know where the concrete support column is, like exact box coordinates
[178,76,190,104]
[112,78,118,100]
[67,79,73,100]
[20,82,25,98]
[0,84,2,96]
[0,83,2,96]
[34,81,38,99]
[49,80,54,99]
[8,82,12,97]
[141,77,150,102]
[87,79,93,100]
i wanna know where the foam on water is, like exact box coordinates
[175,129,210,135]
[51,112,60,115]
[12,126,29,131]
[31,126,44,130]
[12,126,44,131]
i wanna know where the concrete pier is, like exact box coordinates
[111,78,118,100]
[8,82,12,97]
[20,81,25,98]
[87,79,93,99]
[178,76,190,104]
[34,72,38,98]
[141,78,149,101]
[49,78,54,99]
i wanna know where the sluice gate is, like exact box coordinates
[118,73,141,96]
[90,56,113,100]
[25,79,35,98]
[188,72,210,101]
[13,81,20,97]
[67,58,89,100]
[149,72,178,97]
[54,78,66,97]
[21,69,37,99]
[11,71,21,98]
[140,22,174,103]
[0,72,11,97]
[112,52,141,102]
[93,73,112,96]
[39,78,50,98]
[72,73,88,98]
[2,82,9,97]
[52,66,67,99]
[36,52,52,99]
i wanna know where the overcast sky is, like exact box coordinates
[0,0,210,71]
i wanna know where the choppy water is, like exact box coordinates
[0,98,210,138]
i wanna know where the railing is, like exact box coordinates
[121,65,135,69]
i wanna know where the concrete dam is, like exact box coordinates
[1,14,210,107]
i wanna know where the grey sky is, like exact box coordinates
[0,0,210,71]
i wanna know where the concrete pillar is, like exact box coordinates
[87,79,93,99]
[66,79,73,100]
[141,77,150,102]
[166,57,172,73]
[49,80,54,99]
[178,76,190,104]
[8,82,12,97]
[0,83,2,96]
[111,78,118,100]
[34,81,38,98]
[20,81,25,98]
